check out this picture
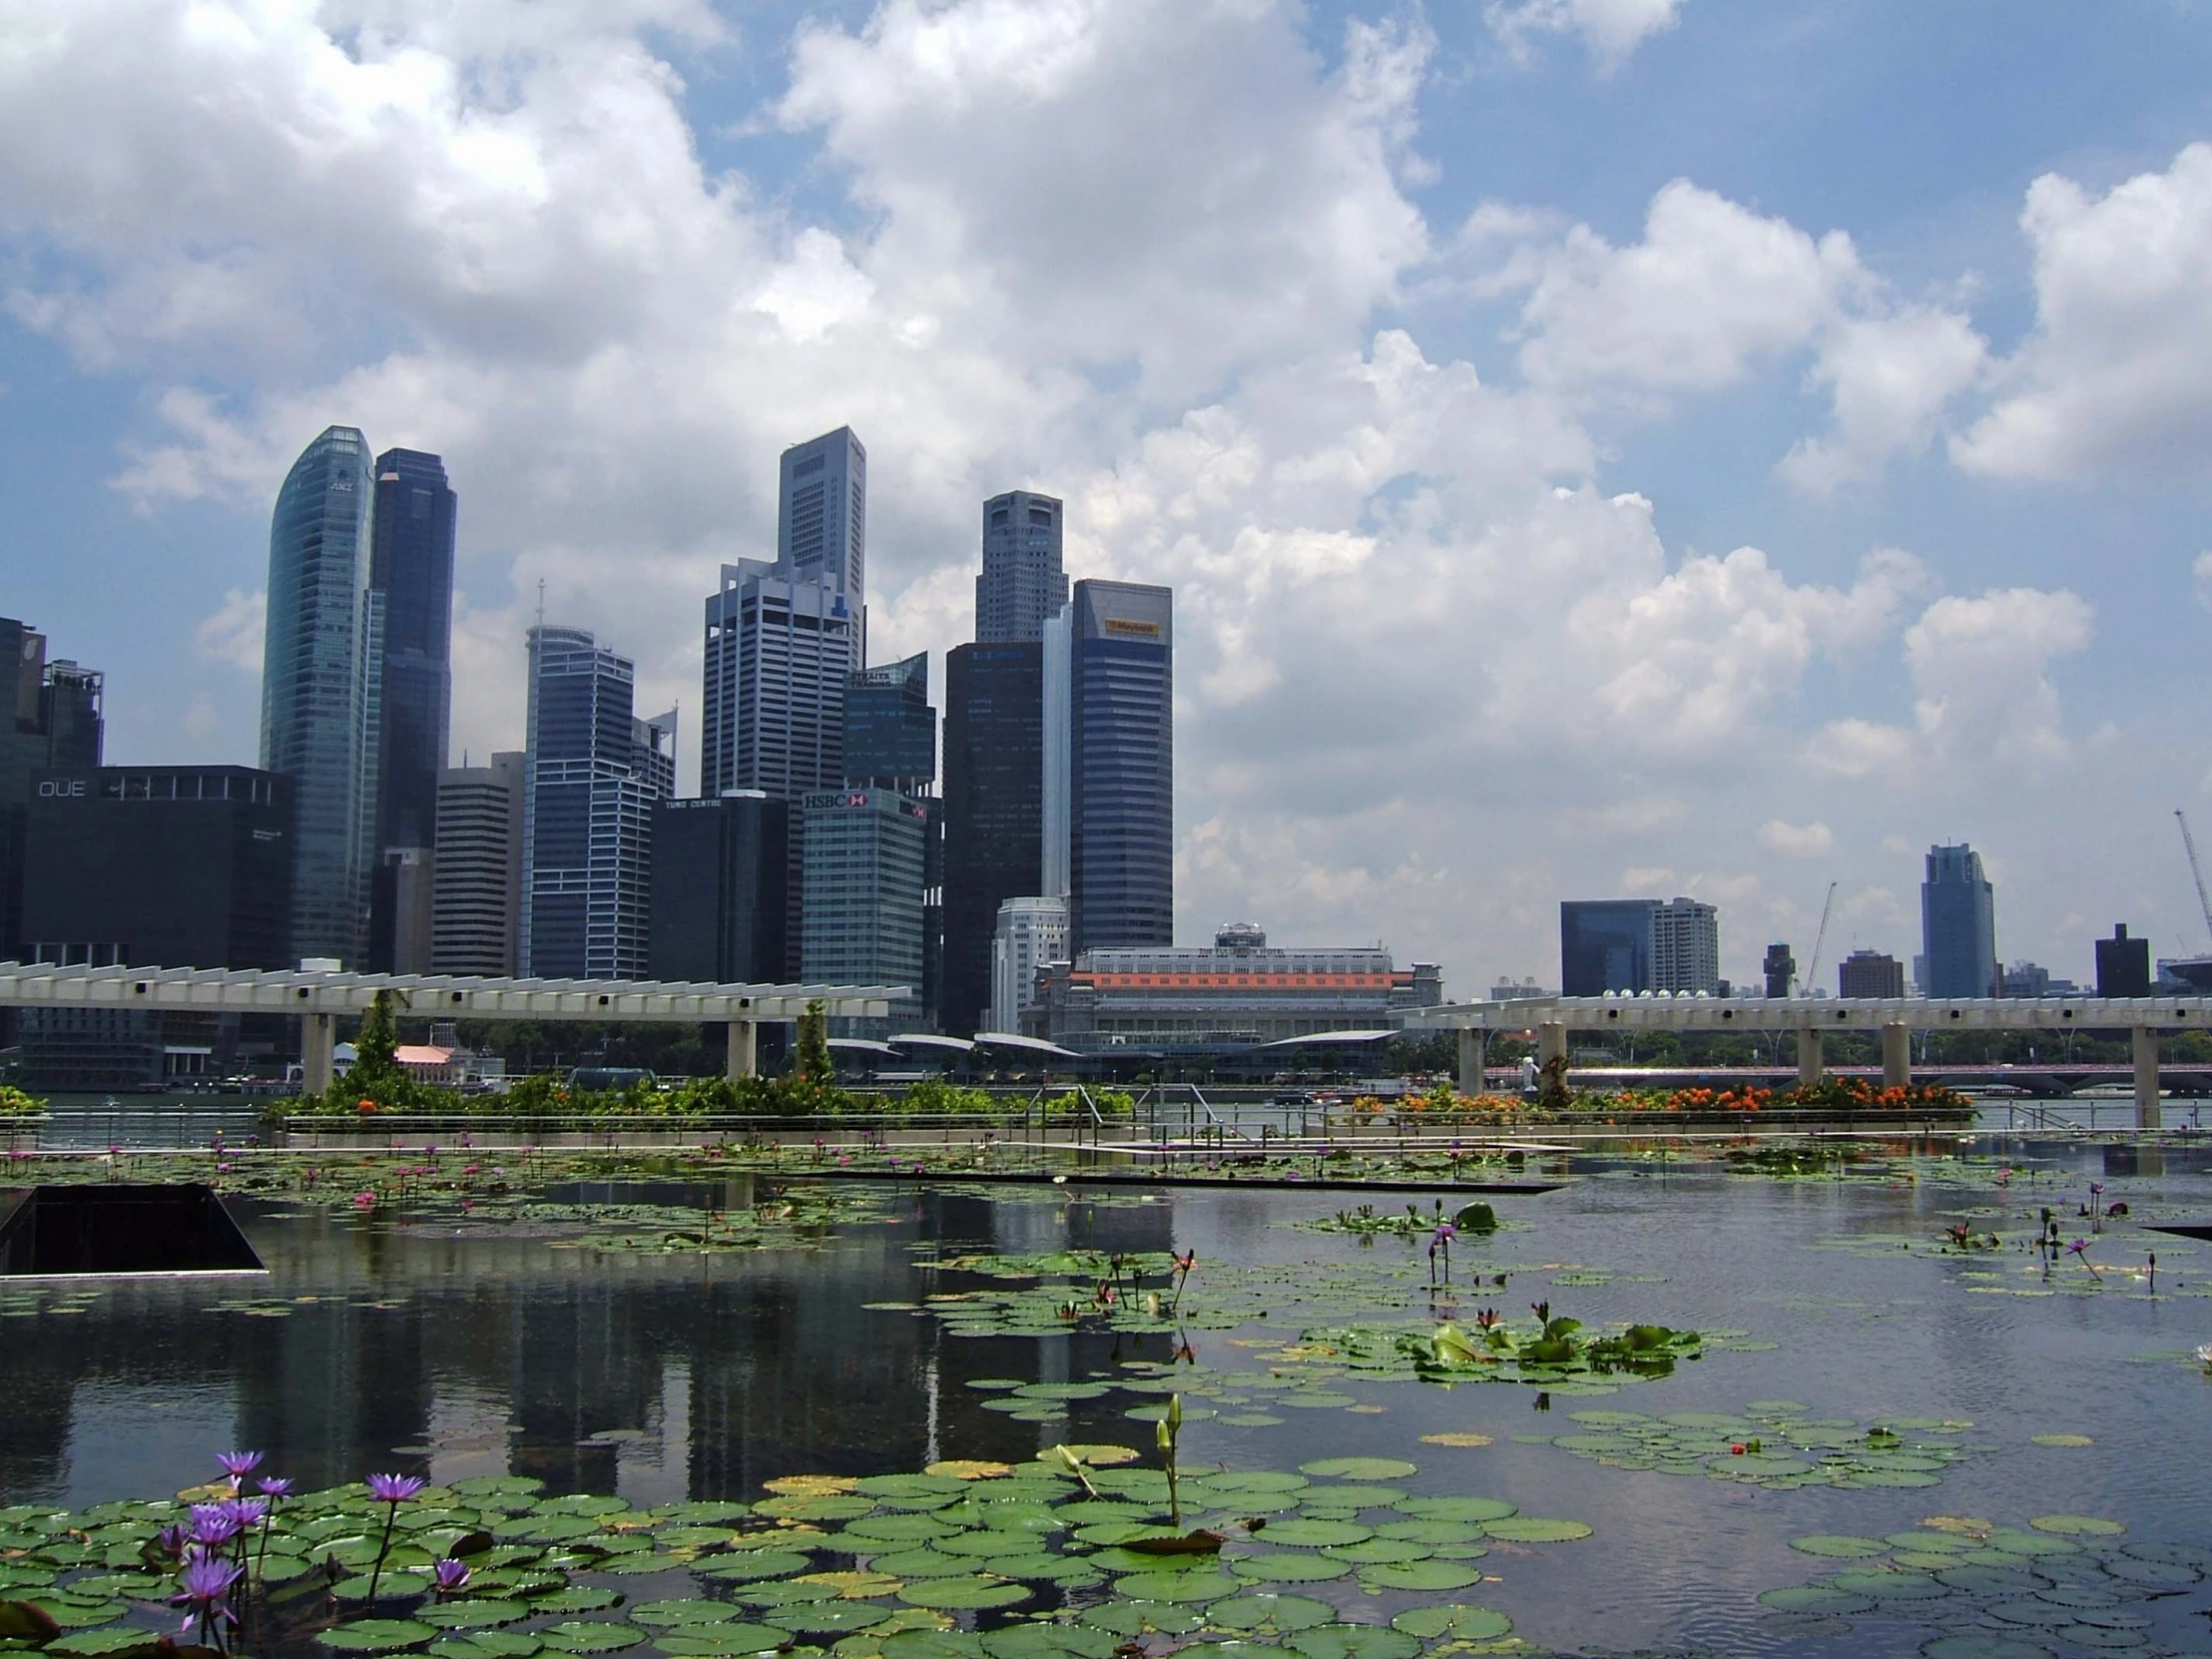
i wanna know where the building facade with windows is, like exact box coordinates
[520,627,672,980]
[988,895,1068,1034]
[1027,922,1441,1049]
[1922,842,1997,998]
[1837,948,1906,998]
[366,447,457,970]
[2097,924,2151,997]
[262,425,377,966]
[1063,580,1173,953]
[649,793,791,985]
[801,789,925,1025]
[431,752,525,976]
[942,642,1043,1034]
[0,619,104,961]
[976,491,1067,645]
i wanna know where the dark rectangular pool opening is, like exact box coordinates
[0,1184,266,1277]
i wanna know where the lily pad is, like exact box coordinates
[1479,1517,1591,1543]
[1248,1520,1370,1548]
[419,1602,536,1629]
[1206,1595,1339,1633]
[1229,1555,1350,1585]
[1078,1602,1205,1637]
[1285,1626,1418,1659]
[1352,1562,1484,1593]
[2028,1516,2124,1536]
[45,1633,163,1658]
[1391,1497,1515,1523]
[318,1620,441,1653]
[649,1627,792,1657]
[1790,1535,1894,1558]
[629,1603,741,1629]
[763,1603,893,1635]
[695,1552,815,1582]
[1386,1607,1511,1641]
[1294,1460,1414,1482]
[896,1577,1031,1611]
[1757,1586,1873,1614]
[1112,1570,1242,1603]
[977,1625,1118,1659]
[538,1626,646,1654]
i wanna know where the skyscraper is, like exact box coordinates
[1922,842,1997,997]
[520,627,670,979]
[0,621,104,960]
[941,642,1044,1034]
[1066,580,1173,951]
[802,788,925,1023]
[842,653,935,793]
[262,425,376,966]
[649,793,791,984]
[989,895,1068,1034]
[431,752,526,977]
[1559,899,1658,995]
[2096,924,2151,997]
[779,427,867,608]
[976,491,1067,645]
[365,448,456,969]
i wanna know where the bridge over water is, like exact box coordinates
[1404,994,2212,1127]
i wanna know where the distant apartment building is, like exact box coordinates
[1028,921,1442,1049]
[1922,842,1998,998]
[1488,976,1546,1001]
[988,895,1069,1034]
[1836,948,1906,999]
[1763,942,1796,998]
[431,752,525,976]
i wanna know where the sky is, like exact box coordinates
[3,0,2211,997]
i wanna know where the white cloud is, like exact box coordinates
[1758,820,1836,859]
[2195,551,2212,611]
[1954,144,2212,480]
[1485,0,1684,73]
[1808,587,2094,781]
[193,588,268,672]
[1777,304,1987,495]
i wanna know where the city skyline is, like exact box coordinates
[7,3,2212,994]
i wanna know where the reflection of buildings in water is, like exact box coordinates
[0,1185,1197,1509]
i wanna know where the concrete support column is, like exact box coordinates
[1456,1028,1487,1096]
[300,1012,336,1095]
[1797,1026,1823,1087]
[727,1019,758,1081]
[1536,1023,1569,1068]
[2133,1025,2161,1129]
[1882,1023,1912,1090]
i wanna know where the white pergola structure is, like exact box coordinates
[1401,994,2212,1128]
[0,961,908,1091]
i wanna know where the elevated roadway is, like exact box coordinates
[0,961,908,1091]
[1403,994,2212,1128]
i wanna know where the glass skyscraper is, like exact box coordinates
[1067,580,1173,952]
[261,425,376,966]
[976,491,1066,644]
[779,427,867,608]
[1922,842,1998,997]
[941,642,1044,1034]
[366,448,456,970]
[520,626,672,979]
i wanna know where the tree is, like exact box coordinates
[796,999,833,1082]
[341,988,417,1111]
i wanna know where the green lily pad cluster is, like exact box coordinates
[0,1453,1589,1659]
[1760,1514,2212,1654]
[1525,1402,1987,1490]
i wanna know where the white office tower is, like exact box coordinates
[1651,897,1720,994]
[988,895,1069,1034]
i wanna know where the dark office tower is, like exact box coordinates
[263,425,376,966]
[0,621,107,961]
[22,766,293,968]
[780,427,867,608]
[1066,580,1173,952]
[843,653,935,792]
[803,788,926,1024]
[977,491,1067,644]
[1837,948,1907,998]
[432,752,525,976]
[1559,898,1659,995]
[650,794,791,983]
[1763,942,1796,998]
[2096,924,2152,997]
[941,643,1043,1034]
[521,626,668,979]
[1921,842,1997,997]
[364,448,456,970]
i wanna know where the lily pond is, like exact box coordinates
[4,1136,2212,1659]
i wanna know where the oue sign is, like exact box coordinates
[37,779,87,799]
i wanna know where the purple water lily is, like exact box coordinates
[189,1504,242,1551]
[1429,1221,1457,1286]
[154,1523,189,1561]
[172,1554,242,1647]
[363,1472,427,1602]
[257,1476,292,1498]
[217,1449,263,1492]
[432,1558,471,1598]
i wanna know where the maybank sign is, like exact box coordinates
[1102,617,1162,639]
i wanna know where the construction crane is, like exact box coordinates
[1801,880,1839,997]
[2177,811,2212,949]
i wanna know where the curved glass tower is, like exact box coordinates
[261,425,375,965]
